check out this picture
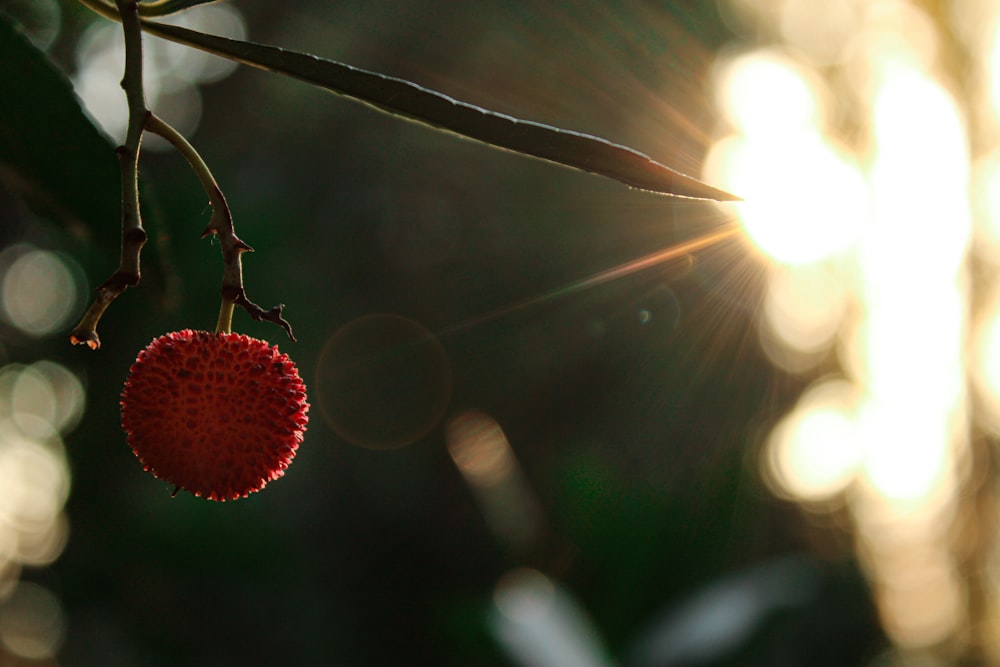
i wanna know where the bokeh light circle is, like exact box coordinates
[0,581,65,660]
[316,314,452,449]
[764,379,862,503]
[715,49,824,136]
[0,247,82,337]
[72,4,245,147]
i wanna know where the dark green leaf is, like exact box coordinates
[0,12,119,241]
[139,19,738,201]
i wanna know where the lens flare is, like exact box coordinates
[316,315,452,449]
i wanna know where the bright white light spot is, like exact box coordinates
[706,133,869,264]
[716,50,823,136]
[0,433,69,532]
[766,380,862,502]
[707,50,870,264]
[858,399,952,502]
[870,68,969,213]
[0,248,78,337]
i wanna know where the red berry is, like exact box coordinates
[120,330,309,501]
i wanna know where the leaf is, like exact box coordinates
[0,13,119,243]
[137,19,738,201]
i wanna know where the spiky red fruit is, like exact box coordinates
[120,330,309,501]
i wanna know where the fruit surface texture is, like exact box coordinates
[121,330,309,500]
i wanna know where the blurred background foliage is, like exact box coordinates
[0,0,949,665]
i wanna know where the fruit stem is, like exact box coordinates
[145,113,220,209]
[144,113,295,341]
[215,299,235,334]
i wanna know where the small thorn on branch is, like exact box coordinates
[233,291,296,341]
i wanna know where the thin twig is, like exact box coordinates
[76,0,118,23]
[137,0,220,18]
[144,113,295,340]
[70,0,148,349]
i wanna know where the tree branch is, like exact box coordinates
[70,0,148,349]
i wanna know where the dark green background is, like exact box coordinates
[0,2,881,664]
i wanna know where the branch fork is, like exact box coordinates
[70,0,294,348]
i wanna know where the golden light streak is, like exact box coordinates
[439,226,739,335]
